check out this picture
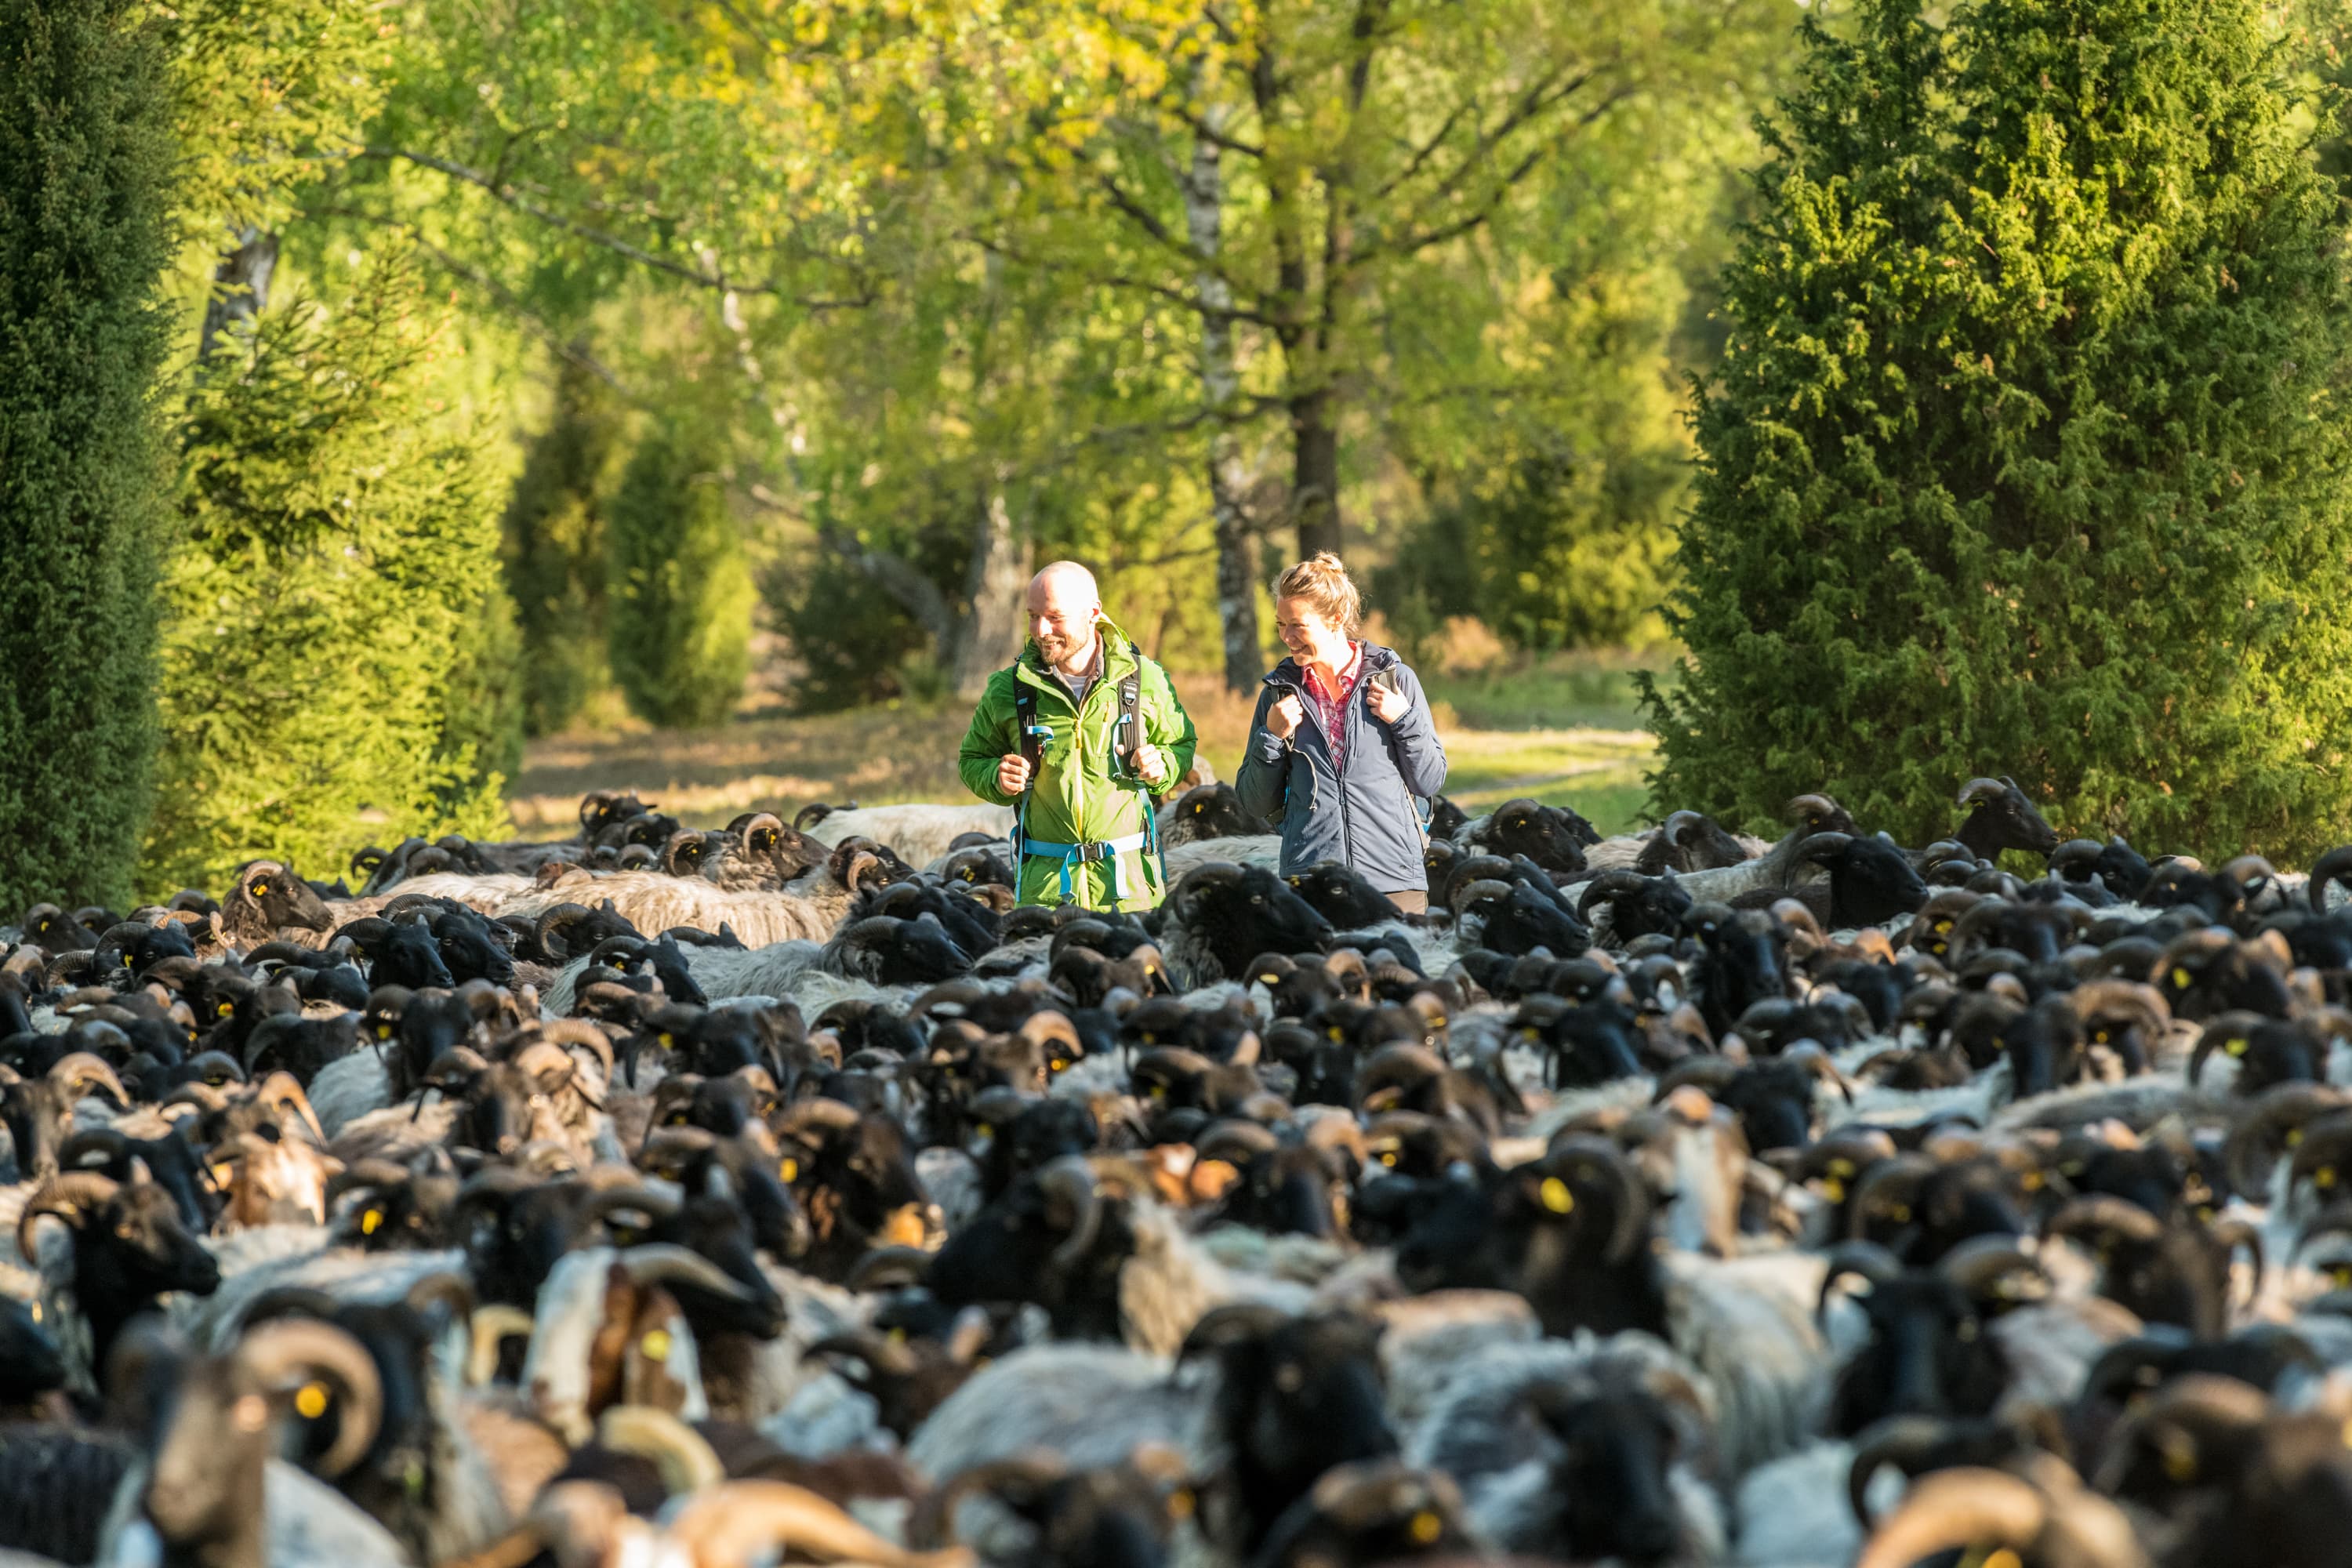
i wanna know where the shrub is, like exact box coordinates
[0,0,175,912]
[605,425,755,728]
[501,358,620,734]
[1645,0,2352,859]
[143,249,516,895]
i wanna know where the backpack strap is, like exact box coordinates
[1012,679,1044,863]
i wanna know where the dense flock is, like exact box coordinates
[2,772,2351,1567]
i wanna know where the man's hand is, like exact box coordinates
[1367,679,1410,724]
[1266,693,1306,741]
[997,753,1033,794]
[1134,743,1170,788]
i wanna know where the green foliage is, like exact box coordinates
[0,0,175,913]
[143,249,516,896]
[502,359,620,733]
[605,426,754,728]
[159,0,390,237]
[1646,0,2352,859]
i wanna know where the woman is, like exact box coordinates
[1236,554,1449,913]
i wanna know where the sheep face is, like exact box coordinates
[774,1105,935,1279]
[227,862,336,935]
[1534,1381,1692,1564]
[1284,863,1402,929]
[1163,782,1261,846]
[1192,1308,1398,1556]
[1169,866,1334,983]
[1955,777,2060,861]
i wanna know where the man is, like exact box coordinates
[957,561,1197,911]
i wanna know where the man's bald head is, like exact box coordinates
[1027,560,1102,673]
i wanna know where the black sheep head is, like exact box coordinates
[1955,777,2060,861]
[227,861,335,935]
[1799,833,1929,927]
[1285,862,1403,929]
[1163,782,1262,844]
[1168,865,1333,982]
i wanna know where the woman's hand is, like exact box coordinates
[1367,679,1409,724]
[1266,693,1305,741]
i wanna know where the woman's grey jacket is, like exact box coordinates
[1234,643,1449,895]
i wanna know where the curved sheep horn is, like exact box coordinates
[511,1040,581,1091]
[1846,1414,1966,1526]
[1035,1156,1104,1272]
[1192,1120,1281,1167]
[1937,1236,2052,1305]
[405,1270,477,1324]
[907,1452,1070,1549]
[587,1185,685,1227]
[237,1317,384,1479]
[1541,1136,1650,1264]
[535,1019,617,1082]
[323,1159,417,1205]
[2187,1011,2271,1088]
[1817,1240,1907,1321]
[2210,1215,2264,1305]
[2221,1083,2352,1198]
[619,1242,758,1303]
[2294,1200,2352,1260]
[2308,844,2352,913]
[1955,778,2010,808]
[773,1097,864,1143]
[16,1171,121,1261]
[252,1069,326,1147]
[466,1305,535,1387]
[2049,838,2105,877]
[844,1246,932,1294]
[1784,793,1842,825]
[1576,869,1653,920]
[1853,1467,2049,1568]
[1661,809,1709,846]
[1798,831,1855,864]
[2223,854,2279,887]
[664,1478,976,1568]
[45,1051,128,1109]
[597,1403,726,1497]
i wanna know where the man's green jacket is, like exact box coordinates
[956,619,1197,912]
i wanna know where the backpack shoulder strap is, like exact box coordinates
[1113,640,1145,769]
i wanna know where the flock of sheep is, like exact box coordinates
[1,771,2349,1568]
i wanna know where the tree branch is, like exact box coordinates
[311,204,633,395]
[358,147,876,312]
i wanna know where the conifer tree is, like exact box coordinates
[144,249,516,894]
[1646,0,2352,858]
[502,358,621,735]
[0,0,174,909]
[606,427,753,729]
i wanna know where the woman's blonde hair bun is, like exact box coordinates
[1273,553,1363,635]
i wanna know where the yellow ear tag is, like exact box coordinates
[659,1033,674,1048]
[218,1003,234,1018]
[1258,973,1280,985]
[2319,1167,2338,1190]
[295,1383,329,1419]
[1983,1552,2024,1568]
[1168,1487,1196,1520]
[2172,967,2192,989]
[2290,1129,2307,1147]
[779,1158,799,1183]
[2227,1037,2249,1057]
[252,883,270,898]
[1822,1178,1845,1203]
[640,1330,671,1363]
[1409,1512,1443,1545]
[361,1209,383,1236]
[375,1024,393,1040]
[1050,1058,1069,1074]
[1540,1178,1574,1214]
[1327,1026,1345,1041]
[975,1125,993,1141]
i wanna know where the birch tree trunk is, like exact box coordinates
[952,481,1027,696]
[198,227,278,354]
[1184,106,1264,695]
